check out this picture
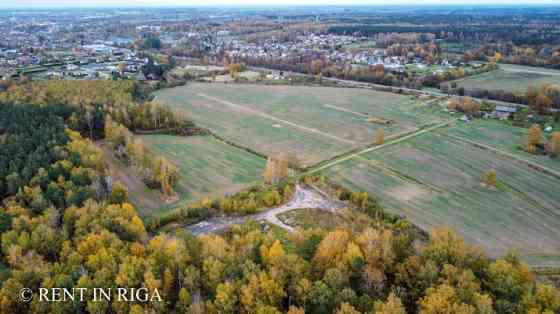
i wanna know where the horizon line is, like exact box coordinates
[2,3,560,9]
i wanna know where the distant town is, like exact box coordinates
[0,7,477,85]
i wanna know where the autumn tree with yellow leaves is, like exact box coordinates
[263,155,290,184]
[548,131,560,157]
[525,123,542,154]
[483,169,497,188]
[376,128,385,145]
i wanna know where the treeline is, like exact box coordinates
[443,82,560,110]
[328,24,560,47]
[328,25,526,37]
[105,117,180,196]
[463,43,560,68]
[238,56,422,89]
[0,80,193,138]
[231,54,493,90]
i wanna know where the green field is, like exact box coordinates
[322,130,560,266]
[445,119,560,173]
[139,134,266,213]
[153,82,560,266]
[449,63,560,93]
[155,83,446,166]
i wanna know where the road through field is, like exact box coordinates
[196,93,357,145]
[303,119,457,176]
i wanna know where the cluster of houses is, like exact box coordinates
[179,30,453,76]
[0,11,143,81]
[1,45,147,81]
[220,34,358,61]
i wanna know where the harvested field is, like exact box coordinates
[449,63,560,93]
[322,131,560,266]
[443,119,560,173]
[142,134,266,202]
[154,83,446,166]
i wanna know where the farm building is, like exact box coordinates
[493,106,517,119]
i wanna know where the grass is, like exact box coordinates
[321,131,560,266]
[443,119,560,173]
[277,208,379,232]
[100,143,163,218]
[154,83,446,166]
[449,63,560,94]
[133,135,266,217]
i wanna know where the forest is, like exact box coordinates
[0,81,559,313]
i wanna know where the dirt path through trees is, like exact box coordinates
[185,184,346,235]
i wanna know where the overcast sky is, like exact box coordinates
[2,0,560,8]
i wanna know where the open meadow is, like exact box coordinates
[155,83,447,166]
[141,134,267,205]
[445,119,560,173]
[449,63,560,93]
[103,135,266,217]
[321,130,560,266]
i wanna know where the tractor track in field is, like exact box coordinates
[441,133,560,220]
[443,133,560,181]
[323,104,369,117]
[196,93,357,145]
[302,119,457,176]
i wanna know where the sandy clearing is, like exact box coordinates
[185,184,347,235]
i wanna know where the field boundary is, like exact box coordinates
[445,68,501,85]
[354,155,444,193]
[303,119,457,176]
[442,133,560,180]
[299,126,421,173]
[207,132,269,160]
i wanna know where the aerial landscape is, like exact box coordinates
[0,1,559,313]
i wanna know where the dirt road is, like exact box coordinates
[302,119,457,176]
[185,184,346,235]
